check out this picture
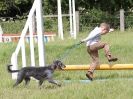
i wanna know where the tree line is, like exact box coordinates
[0,0,132,17]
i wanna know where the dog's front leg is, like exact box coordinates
[39,80,44,86]
[38,80,44,89]
[48,78,61,87]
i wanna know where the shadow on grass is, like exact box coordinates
[44,85,59,89]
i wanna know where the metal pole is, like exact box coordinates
[57,0,64,40]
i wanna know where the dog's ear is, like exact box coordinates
[53,60,60,65]
[52,60,58,69]
[53,60,57,65]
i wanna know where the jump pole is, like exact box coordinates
[64,64,133,70]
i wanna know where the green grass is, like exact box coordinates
[0,31,133,99]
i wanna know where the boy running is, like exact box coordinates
[81,23,118,80]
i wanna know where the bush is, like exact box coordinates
[80,8,119,30]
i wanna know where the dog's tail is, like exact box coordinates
[7,65,19,73]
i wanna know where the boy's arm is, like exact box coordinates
[81,31,100,43]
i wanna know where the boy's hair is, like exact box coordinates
[100,23,110,31]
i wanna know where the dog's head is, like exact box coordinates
[53,60,66,70]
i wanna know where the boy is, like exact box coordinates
[81,23,118,81]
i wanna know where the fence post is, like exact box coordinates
[0,25,3,42]
[75,11,79,34]
[120,9,125,32]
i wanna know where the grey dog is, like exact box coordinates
[7,60,66,87]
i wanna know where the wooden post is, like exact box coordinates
[120,9,125,32]
[75,11,79,34]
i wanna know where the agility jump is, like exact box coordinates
[10,0,133,81]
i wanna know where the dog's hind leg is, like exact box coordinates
[24,77,30,86]
[13,72,24,87]
[13,77,24,87]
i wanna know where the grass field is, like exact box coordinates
[0,30,133,99]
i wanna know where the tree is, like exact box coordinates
[77,0,133,14]
[0,0,33,17]
[0,0,133,17]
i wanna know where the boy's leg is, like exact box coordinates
[88,50,99,73]
[86,47,99,80]
[93,42,118,62]
[86,42,117,80]
[103,43,118,62]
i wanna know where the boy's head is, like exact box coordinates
[100,23,110,35]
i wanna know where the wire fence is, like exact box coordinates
[80,11,133,31]
[125,11,133,29]
[0,11,133,33]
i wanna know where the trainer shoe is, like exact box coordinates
[86,71,93,81]
[106,55,118,62]
[108,57,118,62]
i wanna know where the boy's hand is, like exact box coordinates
[80,40,85,44]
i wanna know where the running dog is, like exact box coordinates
[7,60,66,87]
